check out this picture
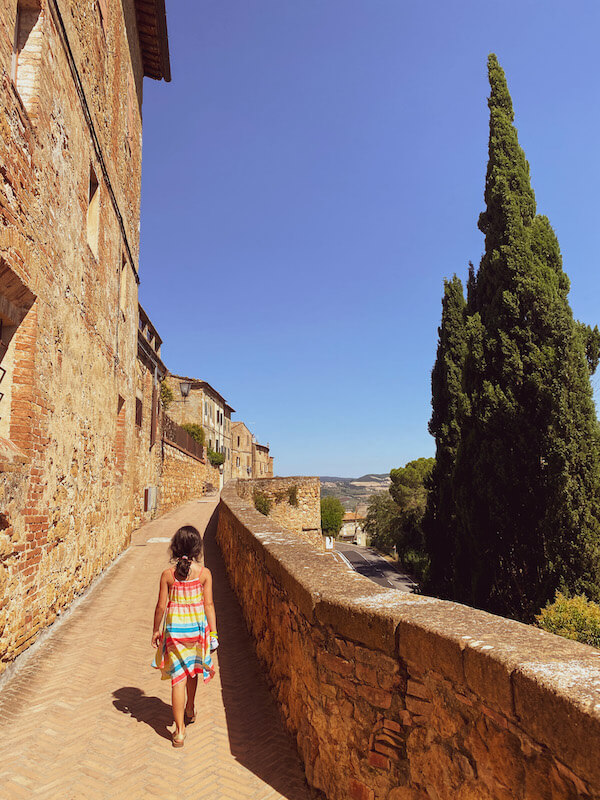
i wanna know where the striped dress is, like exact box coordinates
[152,567,215,686]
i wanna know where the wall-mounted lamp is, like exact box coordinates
[179,381,192,399]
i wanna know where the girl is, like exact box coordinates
[151,525,218,747]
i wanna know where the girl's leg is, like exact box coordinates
[172,680,186,734]
[185,675,198,716]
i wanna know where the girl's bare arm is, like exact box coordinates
[202,568,217,632]
[151,569,170,646]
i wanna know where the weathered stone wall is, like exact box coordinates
[159,442,220,516]
[0,2,161,671]
[131,358,163,528]
[236,476,322,549]
[231,421,253,480]
[218,484,600,800]
[252,442,271,477]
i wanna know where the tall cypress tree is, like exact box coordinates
[433,55,600,620]
[424,275,467,597]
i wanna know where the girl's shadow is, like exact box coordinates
[112,686,172,741]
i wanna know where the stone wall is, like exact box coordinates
[159,441,220,516]
[217,484,600,800]
[236,476,322,549]
[0,2,167,672]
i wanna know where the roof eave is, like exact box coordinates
[135,0,171,82]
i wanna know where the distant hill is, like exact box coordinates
[319,473,391,512]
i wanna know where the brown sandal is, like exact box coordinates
[184,710,196,725]
[172,731,186,748]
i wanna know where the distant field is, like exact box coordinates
[319,473,391,512]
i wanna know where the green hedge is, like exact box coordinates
[536,592,600,648]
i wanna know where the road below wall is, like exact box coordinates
[334,541,418,591]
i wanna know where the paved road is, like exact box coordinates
[334,542,418,592]
[0,498,312,800]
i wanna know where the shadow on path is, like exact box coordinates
[203,507,317,800]
[112,686,173,742]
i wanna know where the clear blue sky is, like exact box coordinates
[139,1,600,477]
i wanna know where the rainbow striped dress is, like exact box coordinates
[152,567,215,686]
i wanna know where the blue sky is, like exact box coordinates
[139,1,600,477]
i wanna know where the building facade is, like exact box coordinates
[252,441,273,478]
[164,374,235,482]
[231,421,253,479]
[0,0,170,671]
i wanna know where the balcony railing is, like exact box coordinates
[162,413,205,462]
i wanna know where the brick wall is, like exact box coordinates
[236,476,322,549]
[218,484,600,800]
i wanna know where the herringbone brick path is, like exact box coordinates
[0,499,314,799]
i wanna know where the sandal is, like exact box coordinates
[184,710,196,725]
[172,730,186,748]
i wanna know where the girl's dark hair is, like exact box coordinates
[170,525,203,580]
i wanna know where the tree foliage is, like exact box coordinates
[159,380,174,410]
[426,54,600,620]
[423,277,466,597]
[207,448,225,467]
[364,458,434,581]
[537,592,600,648]
[320,496,345,535]
[363,492,400,553]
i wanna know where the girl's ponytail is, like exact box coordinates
[176,554,191,580]
[170,525,203,580]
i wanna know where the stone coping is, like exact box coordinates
[220,482,600,788]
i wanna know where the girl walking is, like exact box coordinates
[151,525,218,747]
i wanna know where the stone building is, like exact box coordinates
[252,440,273,478]
[339,510,367,545]
[164,374,234,482]
[0,0,171,671]
[133,304,166,525]
[231,420,253,479]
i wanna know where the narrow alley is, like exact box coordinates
[0,499,313,800]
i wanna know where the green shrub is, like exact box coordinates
[181,423,205,445]
[536,592,600,648]
[400,548,430,584]
[160,380,174,409]
[321,496,345,536]
[207,448,225,467]
[253,489,272,516]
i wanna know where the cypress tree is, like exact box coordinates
[424,275,467,597]
[433,54,600,620]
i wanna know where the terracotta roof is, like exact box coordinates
[168,374,235,412]
[343,512,366,522]
[134,0,171,82]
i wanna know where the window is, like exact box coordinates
[87,166,100,258]
[135,396,142,428]
[237,436,240,447]
[13,1,43,115]
[236,457,240,468]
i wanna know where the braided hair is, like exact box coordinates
[170,525,203,580]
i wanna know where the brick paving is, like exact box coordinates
[0,499,314,800]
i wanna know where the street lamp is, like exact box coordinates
[179,381,191,399]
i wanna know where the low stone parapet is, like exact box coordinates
[236,475,322,549]
[218,482,600,800]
